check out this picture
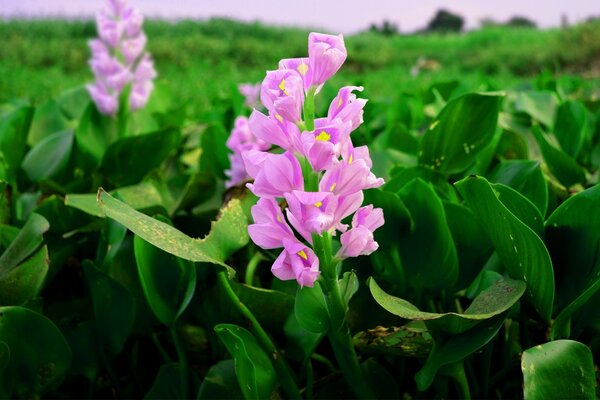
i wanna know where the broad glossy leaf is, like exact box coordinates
[34,195,93,233]
[487,160,548,216]
[384,165,458,201]
[339,271,359,309]
[56,86,90,120]
[522,340,595,400]
[0,246,48,306]
[28,100,69,146]
[233,282,294,331]
[145,363,186,400]
[414,313,507,391]
[397,179,458,291]
[554,100,589,159]
[100,127,181,186]
[83,261,135,354]
[546,185,600,337]
[532,126,586,188]
[443,201,492,289]
[75,103,115,164]
[21,129,73,182]
[65,182,166,218]
[214,324,277,400]
[134,218,196,326]
[513,91,557,128]
[369,277,524,334]
[0,213,49,274]
[455,176,554,322]
[363,188,411,249]
[494,183,544,238]
[197,360,243,399]
[199,123,231,180]
[0,105,34,185]
[0,306,71,397]
[295,281,329,334]
[96,189,248,273]
[419,92,501,174]
[0,182,8,225]
[284,311,325,362]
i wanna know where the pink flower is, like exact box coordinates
[328,86,367,132]
[337,205,384,259]
[301,117,351,171]
[279,57,312,91]
[86,82,118,116]
[248,198,296,249]
[319,146,384,196]
[272,239,320,287]
[248,110,302,153]
[261,69,305,123]
[244,151,304,198]
[308,33,347,87]
[225,117,270,188]
[238,83,261,109]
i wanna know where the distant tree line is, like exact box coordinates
[369,9,538,36]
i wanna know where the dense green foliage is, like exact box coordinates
[0,18,599,399]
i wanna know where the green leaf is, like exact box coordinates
[0,246,49,306]
[531,126,586,188]
[384,165,458,201]
[145,363,186,400]
[214,324,277,400]
[455,176,555,322]
[414,313,507,391]
[363,188,412,249]
[284,312,325,362]
[83,261,135,354]
[233,282,294,332]
[554,100,589,159]
[419,92,501,174]
[0,306,72,397]
[339,271,359,309]
[74,103,115,164]
[295,281,329,334]
[34,195,93,233]
[369,277,525,334]
[100,127,181,186]
[487,160,548,217]
[21,129,74,182]
[28,100,69,146]
[0,213,49,274]
[65,182,166,218]
[353,322,433,358]
[56,86,90,120]
[493,183,544,238]
[546,185,600,338]
[397,179,458,291]
[134,217,196,327]
[0,105,34,185]
[96,189,248,272]
[513,91,558,128]
[197,360,244,400]
[522,340,596,400]
[199,123,230,180]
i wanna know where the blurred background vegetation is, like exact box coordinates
[1,15,600,119]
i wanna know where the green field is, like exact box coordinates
[2,18,600,117]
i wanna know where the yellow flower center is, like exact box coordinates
[297,63,308,76]
[278,79,289,95]
[314,201,323,207]
[297,250,308,260]
[315,131,331,141]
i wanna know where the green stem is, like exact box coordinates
[171,324,190,400]
[303,86,317,131]
[312,233,374,399]
[452,362,472,400]
[244,252,265,286]
[151,332,173,363]
[216,272,301,399]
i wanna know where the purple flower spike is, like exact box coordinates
[225,116,270,188]
[246,151,304,198]
[284,190,337,241]
[328,86,368,132]
[319,156,384,196]
[272,239,320,287]
[88,0,155,116]
[248,198,296,249]
[279,57,312,91]
[261,69,305,123]
[308,33,347,87]
[301,117,351,171]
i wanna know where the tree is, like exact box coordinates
[426,9,464,33]
[506,16,537,28]
[369,20,399,36]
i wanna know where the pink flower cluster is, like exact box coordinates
[87,0,157,116]
[239,33,384,287]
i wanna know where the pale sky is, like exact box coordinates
[1,0,598,33]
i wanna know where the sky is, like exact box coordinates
[1,0,598,33]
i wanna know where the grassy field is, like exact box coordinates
[2,18,600,117]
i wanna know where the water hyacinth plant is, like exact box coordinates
[230,31,384,397]
[87,0,156,116]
